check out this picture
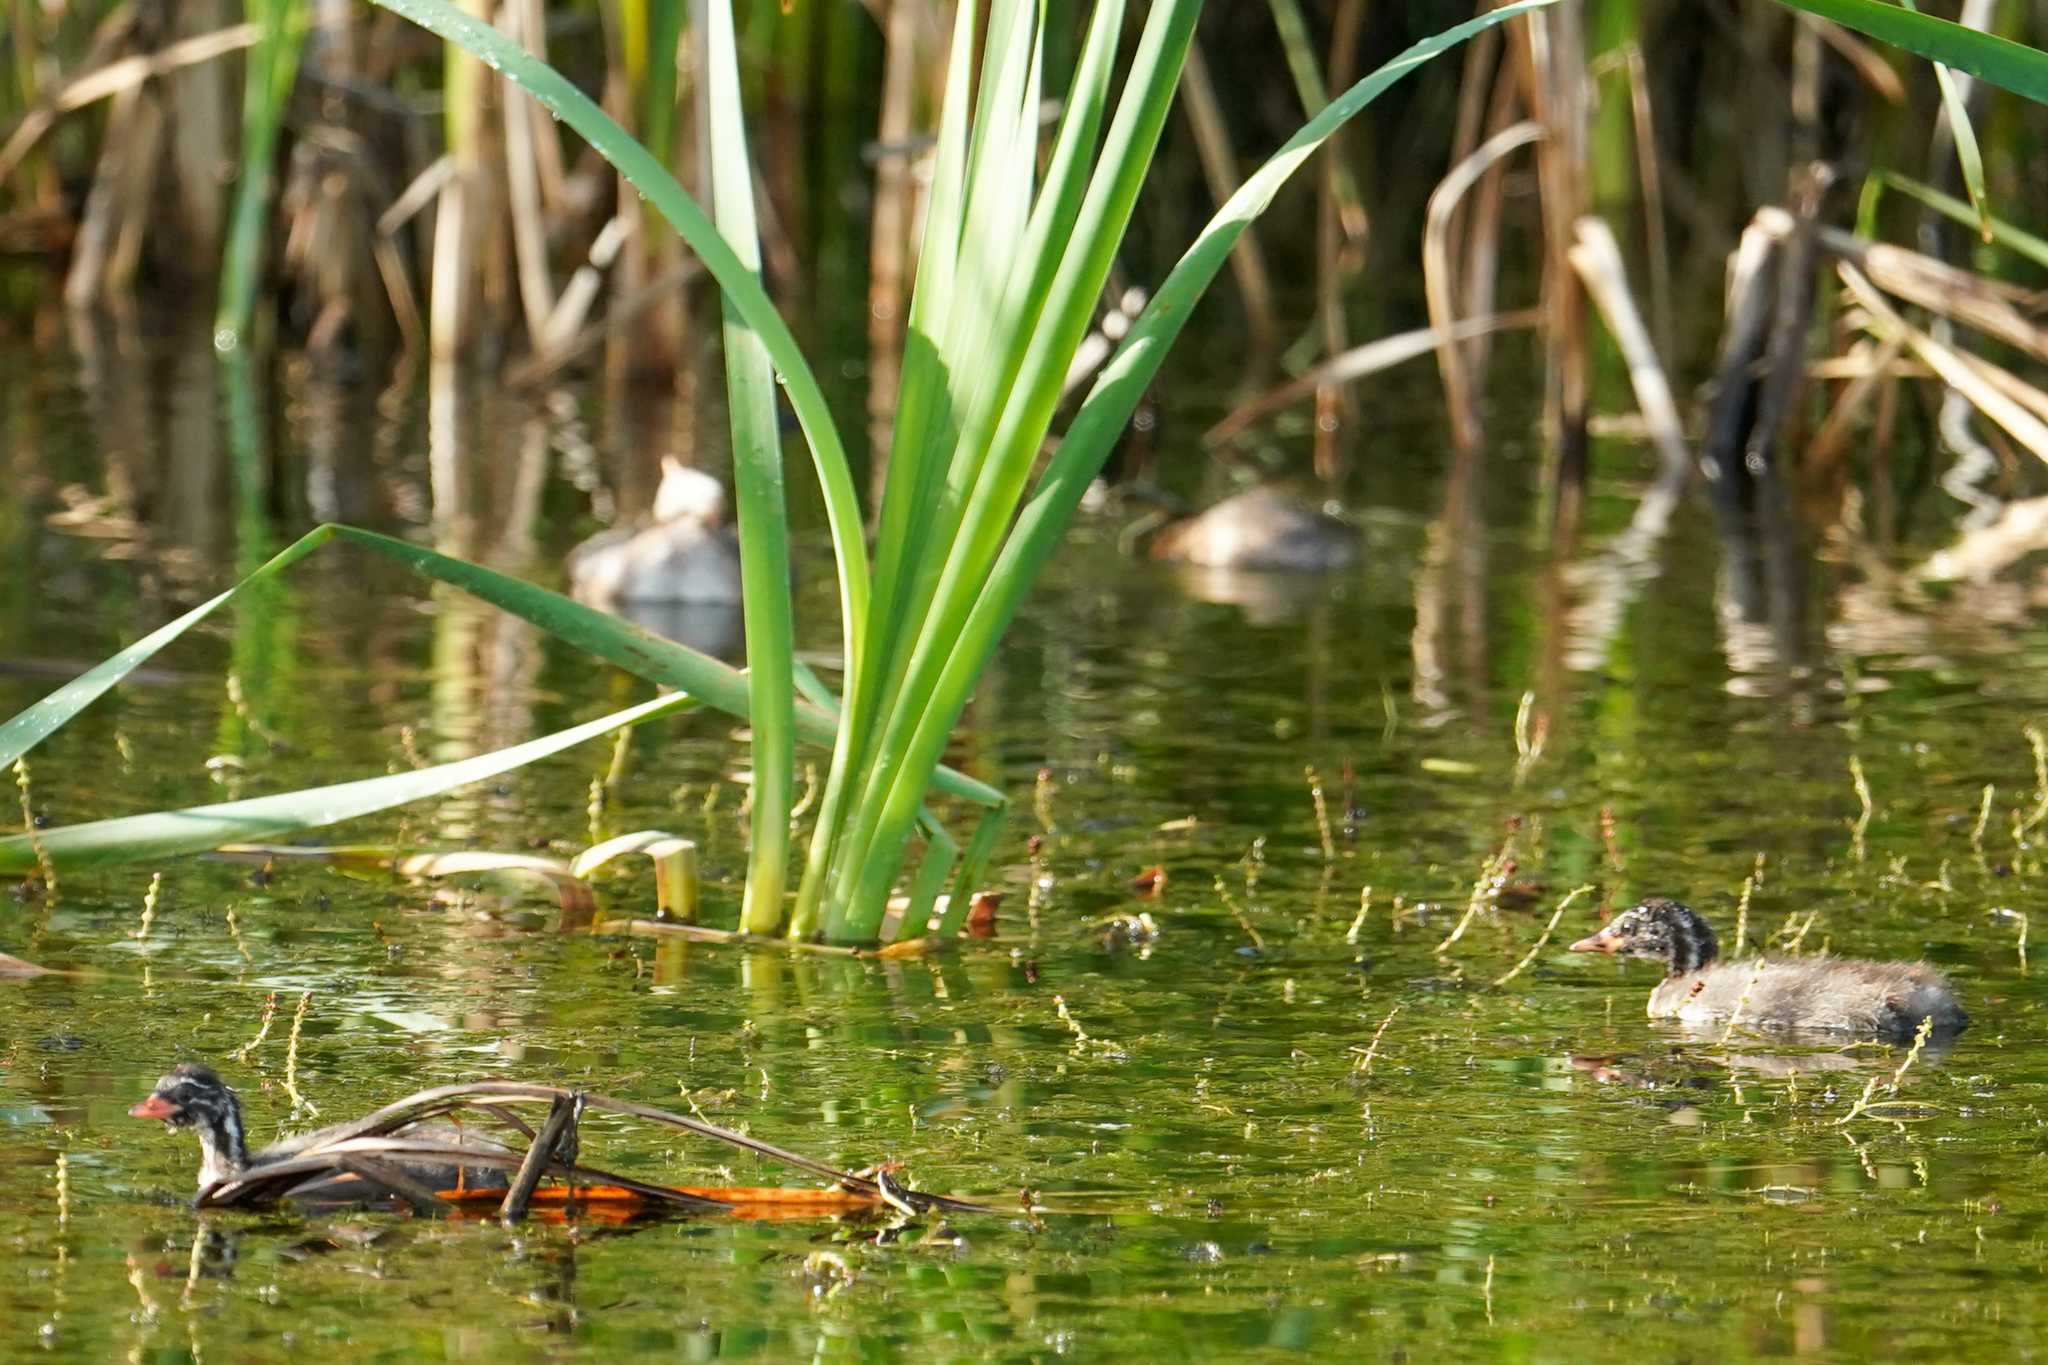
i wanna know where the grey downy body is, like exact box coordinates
[1570,899,1968,1041]
[1147,488,1360,572]
[568,459,743,608]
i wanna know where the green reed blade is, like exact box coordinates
[0,526,1001,812]
[1772,0,2048,103]
[706,0,796,935]
[216,0,307,343]
[827,0,1204,936]
[937,804,1006,938]
[829,0,1562,939]
[1898,0,1991,242]
[0,692,690,875]
[1866,169,2048,269]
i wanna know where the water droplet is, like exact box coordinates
[213,328,239,354]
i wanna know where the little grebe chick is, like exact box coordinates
[1569,898,1968,1040]
[568,459,743,608]
[1147,488,1360,572]
[131,1062,511,1203]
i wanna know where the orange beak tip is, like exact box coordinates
[128,1096,177,1120]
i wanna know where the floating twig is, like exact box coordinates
[225,672,284,750]
[1491,885,1593,987]
[235,992,279,1063]
[1732,855,1762,957]
[1600,805,1625,873]
[1435,828,1519,955]
[132,872,163,943]
[1848,756,1873,862]
[1305,766,1335,860]
[1214,877,1266,953]
[2021,725,2048,839]
[1511,691,1547,782]
[283,991,317,1117]
[13,758,55,898]
[1839,1015,1937,1124]
[603,724,635,792]
[1346,886,1373,946]
[1972,783,1995,855]
[1351,1004,1400,1077]
[1717,960,1772,1047]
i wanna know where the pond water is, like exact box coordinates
[3,316,2047,1361]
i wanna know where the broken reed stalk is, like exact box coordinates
[1423,120,1544,452]
[1564,216,1689,534]
[1837,261,2048,462]
[500,1092,579,1222]
[1176,45,1278,357]
[1199,311,1539,446]
[1491,884,1593,987]
[1618,42,1672,360]
[1305,765,1335,860]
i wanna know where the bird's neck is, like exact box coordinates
[193,1103,249,1188]
[1663,915,1717,976]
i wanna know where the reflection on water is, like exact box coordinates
[3,328,2048,1358]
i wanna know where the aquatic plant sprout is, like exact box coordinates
[5,0,1562,940]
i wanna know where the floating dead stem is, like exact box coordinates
[191,1080,991,1222]
[1435,821,1521,955]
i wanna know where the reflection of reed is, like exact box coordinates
[1410,442,1484,720]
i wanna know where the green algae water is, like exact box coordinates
[3,328,2046,1361]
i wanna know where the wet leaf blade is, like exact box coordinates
[705,0,795,933]
[1772,0,2048,104]
[0,693,691,875]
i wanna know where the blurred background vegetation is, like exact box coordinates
[0,2,2037,406]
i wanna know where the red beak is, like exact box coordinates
[128,1094,179,1120]
[1568,930,1619,954]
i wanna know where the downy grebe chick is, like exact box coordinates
[131,1062,511,1203]
[1569,898,1968,1041]
[1147,488,1360,572]
[567,459,743,608]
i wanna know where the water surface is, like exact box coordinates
[2,326,2045,1361]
